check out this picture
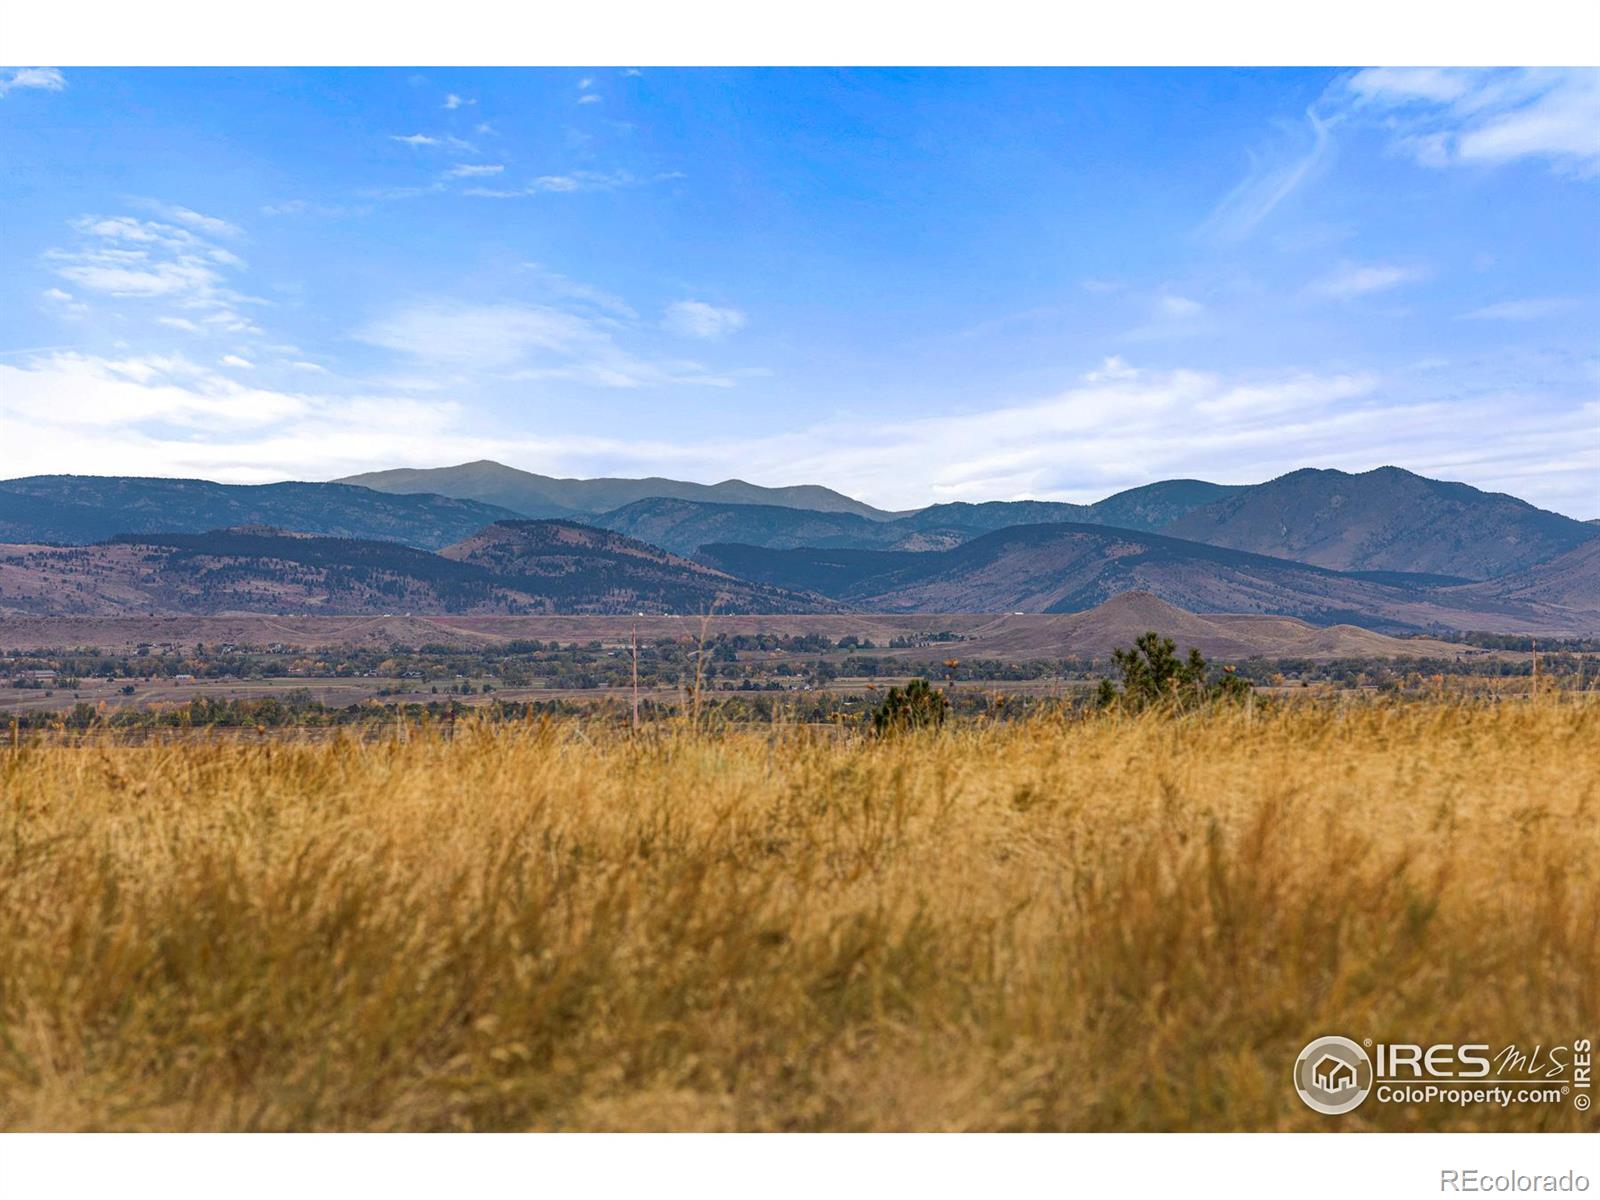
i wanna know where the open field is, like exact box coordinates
[1,698,1595,1131]
[0,598,1474,660]
[0,673,1104,718]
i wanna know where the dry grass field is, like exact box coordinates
[0,698,1595,1131]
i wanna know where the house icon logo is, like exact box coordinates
[1294,1036,1374,1115]
[1313,1054,1357,1092]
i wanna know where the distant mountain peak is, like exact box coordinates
[1166,466,1594,578]
[336,460,900,521]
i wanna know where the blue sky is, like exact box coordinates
[1,66,1596,516]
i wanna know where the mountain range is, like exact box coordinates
[698,522,1590,634]
[0,462,1594,634]
[1159,467,1591,578]
[0,523,831,617]
[337,459,897,520]
[0,475,520,550]
[589,480,1248,557]
[337,462,1592,582]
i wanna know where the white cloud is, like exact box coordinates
[354,300,737,388]
[522,264,638,319]
[0,353,476,483]
[462,170,681,199]
[578,78,595,90]
[260,199,369,219]
[3,351,1593,517]
[1201,108,1332,242]
[0,67,65,97]
[1462,297,1579,322]
[44,209,263,335]
[444,163,504,179]
[197,308,262,335]
[40,287,87,317]
[391,133,475,151]
[356,304,599,371]
[1156,294,1204,319]
[1310,262,1428,300]
[663,300,747,339]
[132,199,242,238]
[706,362,1593,515]
[577,94,602,106]
[443,93,474,110]
[220,354,254,369]
[54,252,216,298]
[1345,67,1600,175]
[1,352,307,431]
[530,170,632,192]
[1346,67,1475,106]
[1204,68,1598,246]
[1084,356,1138,382]
[157,316,203,332]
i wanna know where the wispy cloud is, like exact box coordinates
[1461,297,1579,322]
[1115,291,1212,345]
[444,163,504,179]
[462,169,682,198]
[1200,108,1332,242]
[3,343,1594,517]
[39,287,87,318]
[1344,68,1600,176]
[1310,262,1428,300]
[260,199,370,219]
[131,199,242,238]
[577,94,602,106]
[522,264,638,320]
[354,300,741,389]
[1156,294,1204,319]
[44,209,263,334]
[0,66,64,98]
[0,351,474,482]
[391,133,475,152]
[715,361,1596,515]
[442,93,474,110]
[2,351,309,430]
[663,300,747,339]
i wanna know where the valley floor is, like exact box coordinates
[1,698,1595,1131]
[0,605,1475,659]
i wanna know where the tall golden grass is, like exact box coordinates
[1,698,1595,1131]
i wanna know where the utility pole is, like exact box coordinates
[1530,638,1539,701]
[631,623,640,734]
